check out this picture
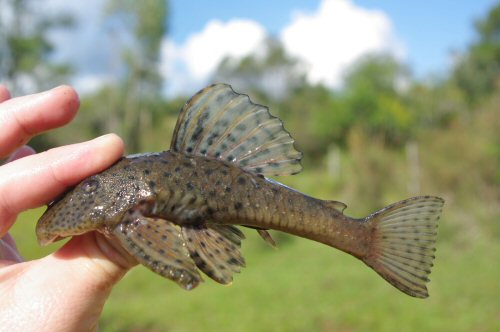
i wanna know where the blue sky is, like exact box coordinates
[169,0,497,78]
[36,0,499,96]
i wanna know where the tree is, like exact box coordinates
[452,3,500,104]
[213,38,306,101]
[0,0,73,95]
[340,54,413,146]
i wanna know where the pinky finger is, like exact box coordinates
[0,85,11,103]
[6,146,36,163]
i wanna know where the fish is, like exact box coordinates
[36,83,444,298]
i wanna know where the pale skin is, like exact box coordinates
[0,85,137,331]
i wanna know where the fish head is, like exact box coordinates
[36,161,153,245]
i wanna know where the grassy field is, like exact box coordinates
[10,167,500,332]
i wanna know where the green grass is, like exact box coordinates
[10,171,500,332]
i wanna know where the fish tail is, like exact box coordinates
[362,196,444,298]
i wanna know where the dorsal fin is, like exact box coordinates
[170,83,303,176]
[325,200,347,213]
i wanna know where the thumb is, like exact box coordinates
[0,232,137,331]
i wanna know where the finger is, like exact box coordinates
[0,134,124,236]
[0,85,11,103]
[0,233,23,264]
[5,145,36,163]
[0,85,79,158]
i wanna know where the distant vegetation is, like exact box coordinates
[2,0,500,331]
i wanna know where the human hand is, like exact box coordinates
[0,85,137,331]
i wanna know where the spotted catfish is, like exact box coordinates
[36,84,444,298]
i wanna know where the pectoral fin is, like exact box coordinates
[113,214,202,290]
[182,224,246,284]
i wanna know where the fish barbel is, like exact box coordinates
[36,84,444,298]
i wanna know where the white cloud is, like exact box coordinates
[161,19,267,95]
[37,0,124,94]
[37,0,403,96]
[280,0,404,88]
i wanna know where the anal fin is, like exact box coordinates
[182,224,246,284]
[113,214,202,290]
[244,225,277,247]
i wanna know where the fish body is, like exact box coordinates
[37,84,444,298]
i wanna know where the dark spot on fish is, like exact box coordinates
[189,196,197,204]
[228,258,239,265]
[159,249,165,254]
[220,169,228,176]
[160,160,169,165]
[208,190,216,198]
[188,237,193,242]
[215,151,221,158]
[234,202,243,210]
[225,186,232,193]
[171,205,176,212]
[175,259,183,264]
[183,161,193,168]
[218,265,226,270]
[128,175,135,180]
[144,254,151,261]
[191,127,203,142]
[198,261,208,270]
[200,149,207,155]
[164,171,172,177]
[226,155,234,162]
[175,167,181,173]
[237,177,246,185]
[186,182,194,191]
[215,249,221,254]
[186,147,193,153]
[255,167,263,173]
[204,168,213,176]
[144,169,151,175]
[207,207,215,215]
[161,235,168,241]
[149,180,156,188]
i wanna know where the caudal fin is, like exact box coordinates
[363,196,444,298]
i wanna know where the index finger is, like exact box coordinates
[0,134,124,237]
[0,85,79,158]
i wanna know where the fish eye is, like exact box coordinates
[81,179,99,193]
